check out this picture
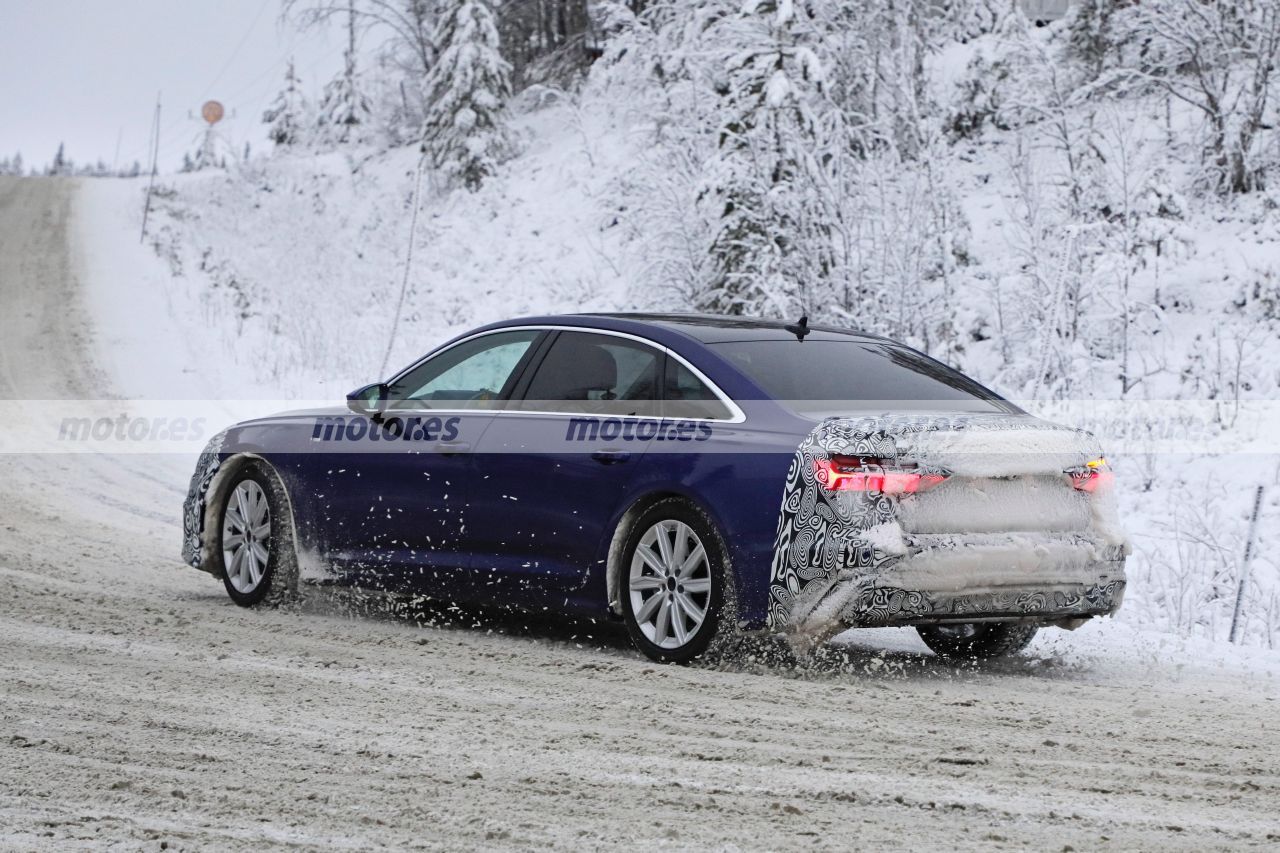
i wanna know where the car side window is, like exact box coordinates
[520,332,661,416]
[387,330,540,409]
[663,358,733,421]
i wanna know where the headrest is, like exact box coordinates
[533,339,618,400]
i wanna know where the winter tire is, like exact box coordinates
[217,460,298,608]
[620,499,726,664]
[916,622,1038,660]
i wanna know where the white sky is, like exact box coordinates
[0,0,348,172]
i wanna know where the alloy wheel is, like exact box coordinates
[627,520,712,650]
[221,479,272,594]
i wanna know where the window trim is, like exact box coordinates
[385,325,746,423]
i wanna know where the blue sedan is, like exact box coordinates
[182,314,1127,663]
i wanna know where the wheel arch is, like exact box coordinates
[603,488,738,628]
[197,452,300,577]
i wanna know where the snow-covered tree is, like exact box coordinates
[193,129,223,170]
[421,0,518,191]
[496,0,592,86]
[285,0,441,80]
[1116,0,1280,193]
[263,59,310,147]
[285,0,439,141]
[1065,0,1118,81]
[697,0,837,317]
[932,0,1006,43]
[315,1,375,145]
[388,0,440,79]
[49,143,68,176]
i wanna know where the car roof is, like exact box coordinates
[474,312,892,345]
[572,312,895,344]
[410,314,946,421]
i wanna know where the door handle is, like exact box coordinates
[437,442,471,456]
[592,449,632,465]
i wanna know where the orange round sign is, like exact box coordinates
[201,100,225,125]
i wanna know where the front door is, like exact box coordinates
[317,328,546,595]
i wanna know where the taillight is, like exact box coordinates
[1069,457,1114,493]
[814,455,947,495]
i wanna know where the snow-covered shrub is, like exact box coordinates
[945,51,1009,140]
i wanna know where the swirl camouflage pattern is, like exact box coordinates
[767,414,1125,634]
[181,430,226,570]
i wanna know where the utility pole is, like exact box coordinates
[140,93,162,243]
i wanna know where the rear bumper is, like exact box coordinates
[795,531,1127,634]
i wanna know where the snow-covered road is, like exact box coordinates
[1,176,1278,850]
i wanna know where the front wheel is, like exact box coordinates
[620,500,726,664]
[217,461,297,607]
[916,622,1038,660]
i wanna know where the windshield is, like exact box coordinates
[708,339,1017,416]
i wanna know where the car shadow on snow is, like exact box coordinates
[286,585,1093,685]
[758,635,1091,684]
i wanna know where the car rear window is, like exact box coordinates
[708,339,1015,415]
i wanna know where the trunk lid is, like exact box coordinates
[813,412,1119,539]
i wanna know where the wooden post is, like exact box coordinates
[140,93,161,243]
[1229,485,1266,644]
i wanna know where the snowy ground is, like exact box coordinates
[2,175,1280,848]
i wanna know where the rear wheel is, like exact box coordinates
[620,500,725,664]
[916,622,1038,660]
[217,461,297,607]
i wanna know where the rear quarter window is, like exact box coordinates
[663,359,733,421]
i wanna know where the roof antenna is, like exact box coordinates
[784,314,810,341]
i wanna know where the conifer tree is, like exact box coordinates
[699,0,836,317]
[420,0,518,190]
[264,59,310,146]
[316,1,374,144]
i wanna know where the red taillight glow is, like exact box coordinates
[1070,458,1114,493]
[814,456,946,495]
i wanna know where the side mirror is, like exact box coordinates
[347,382,389,418]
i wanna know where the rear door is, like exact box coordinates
[467,329,664,600]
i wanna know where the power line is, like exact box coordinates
[120,0,292,169]
[200,0,277,99]
[379,152,431,378]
